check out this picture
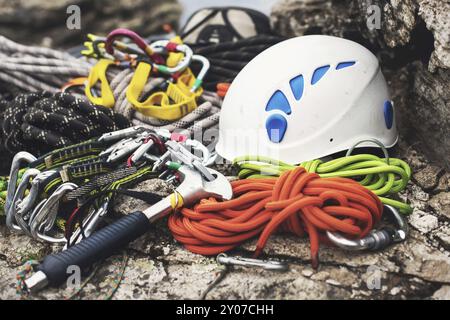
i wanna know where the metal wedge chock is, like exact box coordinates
[24,165,233,293]
[326,205,408,251]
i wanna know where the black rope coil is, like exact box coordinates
[0,91,130,155]
[190,35,285,91]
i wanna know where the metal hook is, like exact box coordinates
[5,152,37,216]
[326,204,408,251]
[16,170,57,220]
[29,182,78,243]
[7,168,40,233]
[216,253,288,271]
[345,138,390,165]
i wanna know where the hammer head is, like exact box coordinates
[177,165,233,205]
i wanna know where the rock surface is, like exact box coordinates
[271,0,450,169]
[0,0,181,48]
[0,0,449,301]
[0,140,449,300]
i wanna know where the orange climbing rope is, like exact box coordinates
[168,167,383,268]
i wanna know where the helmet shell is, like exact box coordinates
[216,35,398,163]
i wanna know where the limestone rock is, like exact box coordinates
[0,0,181,48]
[432,285,450,300]
[270,0,450,169]
[436,173,450,193]
[409,212,439,233]
[435,226,450,250]
[418,0,450,71]
[429,192,450,219]
[413,165,444,191]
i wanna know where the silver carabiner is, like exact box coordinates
[106,135,147,163]
[152,150,172,172]
[7,168,40,233]
[129,139,155,164]
[64,198,110,249]
[5,152,37,216]
[29,182,78,243]
[98,126,145,143]
[16,170,57,219]
[345,138,390,165]
[216,253,288,271]
[326,204,408,251]
[185,139,211,165]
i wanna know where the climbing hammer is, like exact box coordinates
[24,165,233,293]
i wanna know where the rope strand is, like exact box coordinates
[169,167,383,268]
[233,155,412,214]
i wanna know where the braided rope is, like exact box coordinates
[190,35,285,90]
[233,155,413,214]
[0,36,92,93]
[169,167,383,268]
[1,91,130,155]
[0,35,222,137]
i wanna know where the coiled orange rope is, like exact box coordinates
[168,167,383,268]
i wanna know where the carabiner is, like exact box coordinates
[6,168,41,233]
[5,152,37,216]
[16,170,57,220]
[29,183,78,243]
[185,139,211,165]
[190,55,210,92]
[216,253,288,271]
[346,138,390,165]
[65,198,110,249]
[128,138,155,165]
[150,40,193,74]
[105,28,155,58]
[98,126,145,143]
[106,135,147,163]
[326,204,408,251]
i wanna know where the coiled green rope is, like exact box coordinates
[233,155,412,214]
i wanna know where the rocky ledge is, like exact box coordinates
[0,0,448,300]
[0,138,449,300]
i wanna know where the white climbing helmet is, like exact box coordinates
[216,35,398,164]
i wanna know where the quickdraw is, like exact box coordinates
[3,126,214,247]
[82,29,210,121]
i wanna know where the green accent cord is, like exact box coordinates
[233,155,412,214]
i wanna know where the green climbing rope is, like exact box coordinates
[233,155,412,214]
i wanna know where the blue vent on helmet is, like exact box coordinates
[311,65,330,85]
[265,114,288,143]
[336,61,356,70]
[265,90,291,114]
[289,74,304,101]
[384,100,394,129]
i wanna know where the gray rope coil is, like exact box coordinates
[0,36,222,143]
[105,66,222,136]
[0,36,92,93]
